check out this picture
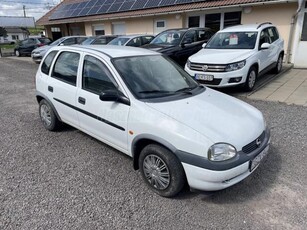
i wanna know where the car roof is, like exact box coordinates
[221,23,274,32]
[60,45,159,58]
[116,34,153,39]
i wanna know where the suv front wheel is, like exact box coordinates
[244,67,257,92]
[273,54,283,74]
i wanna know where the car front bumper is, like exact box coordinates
[180,129,270,191]
[184,65,249,88]
[31,53,43,63]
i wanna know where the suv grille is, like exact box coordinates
[242,131,265,154]
[190,62,227,72]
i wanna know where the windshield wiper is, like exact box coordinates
[138,90,173,94]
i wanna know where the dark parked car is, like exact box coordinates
[14,37,52,57]
[142,28,215,66]
[81,35,118,45]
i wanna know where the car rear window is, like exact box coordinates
[41,51,58,75]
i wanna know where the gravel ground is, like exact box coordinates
[0,57,306,230]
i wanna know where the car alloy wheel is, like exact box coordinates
[40,103,52,127]
[15,50,20,57]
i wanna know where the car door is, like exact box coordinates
[25,38,37,54]
[76,54,129,152]
[175,30,199,66]
[257,28,272,72]
[267,27,282,64]
[46,50,81,127]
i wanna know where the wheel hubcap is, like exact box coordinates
[248,71,256,89]
[143,155,170,190]
[40,104,51,127]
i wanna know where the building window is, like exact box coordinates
[51,27,61,32]
[93,25,105,35]
[188,16,200,28]
[224,12,241,28]
[12,35,19,40]
[156,21,165,28]
[205,13,221,32]
[301,13,307,41]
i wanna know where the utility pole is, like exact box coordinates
[23,5,26,17]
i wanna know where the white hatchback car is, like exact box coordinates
[36,45,270,197]
[185,22,284,91]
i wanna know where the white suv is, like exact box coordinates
[36,45,270,197]
[185,23,284,91]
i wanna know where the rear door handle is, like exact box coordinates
[48,86,53,92]
[78,97,86,105]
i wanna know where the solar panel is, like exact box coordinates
[50,0,201,20]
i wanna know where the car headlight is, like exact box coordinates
[208,143,237,161]
[225,60,246,72]
[186,59,191,69]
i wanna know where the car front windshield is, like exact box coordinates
[49,37,66,46]
[150,30,185,46]
[108,37,130,46]
[206,32,258,49]
[113,55,199,99]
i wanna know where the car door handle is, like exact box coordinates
[78,97,86,105]
[48,86,53,92]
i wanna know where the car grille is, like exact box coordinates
[242,131,266,154]
[197,79,222,85]
[190,62,227,72]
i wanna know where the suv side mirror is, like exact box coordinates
[202,43,207,48]
[260,43,270,50]
[181,38,192,47]
[99,89,130,106]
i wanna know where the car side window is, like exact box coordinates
[259,29,272,47]
[52,51,80,86]
[41,51,58,75]
[82,55,117,94]
[196,30,212,42]
[77,37,87,44]
[93,37,107,44]
[141,36,154,45]
[182,30,197,44]
[127,37,142,47]
[267,27,279,42]
[62,37,76,45]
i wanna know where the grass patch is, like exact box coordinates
[0,44,15,49]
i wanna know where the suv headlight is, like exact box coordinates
[208,143,237,161]
[225,60,246,72]
[186,59,191,69]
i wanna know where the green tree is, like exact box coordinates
[0,27,7,37]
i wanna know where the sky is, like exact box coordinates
[0,0,61,21]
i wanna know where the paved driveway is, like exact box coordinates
[0,57,306,229]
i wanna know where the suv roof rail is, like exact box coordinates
[257,22,272,29]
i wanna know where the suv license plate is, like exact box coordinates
[195,74,214,81]
[250,145,269,171]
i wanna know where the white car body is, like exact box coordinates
[185,23,284,89]
[35,45,270,195]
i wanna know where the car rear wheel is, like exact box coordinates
[15,50,20,57]
[273,54,283,74]
[39,99,61,131]
[139,144,186,197]
[244,67,257,92]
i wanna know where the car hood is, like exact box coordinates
[32,45,51,54]
[142,44,176,53]
[190,49,255,64]
[145,88,264,150]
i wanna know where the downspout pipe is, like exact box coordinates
[287,0,304,63]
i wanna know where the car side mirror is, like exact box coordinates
[99,89,130,106]
[181,38,192,47]
[202,43,207,48]
[260,43,270,50]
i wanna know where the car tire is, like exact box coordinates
[273,54,283,74]
[39,99,61,131]
[15,50,20,57]
[244,67,257,92]
[139,144,186,197]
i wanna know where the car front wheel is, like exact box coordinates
[139,144,186,197]
[244,67,257,92]
[273,54,283,74]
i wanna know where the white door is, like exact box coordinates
[257,29,272,72]
[294,6,307,68]
[47,51,81,127]
[76,54,129,152]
